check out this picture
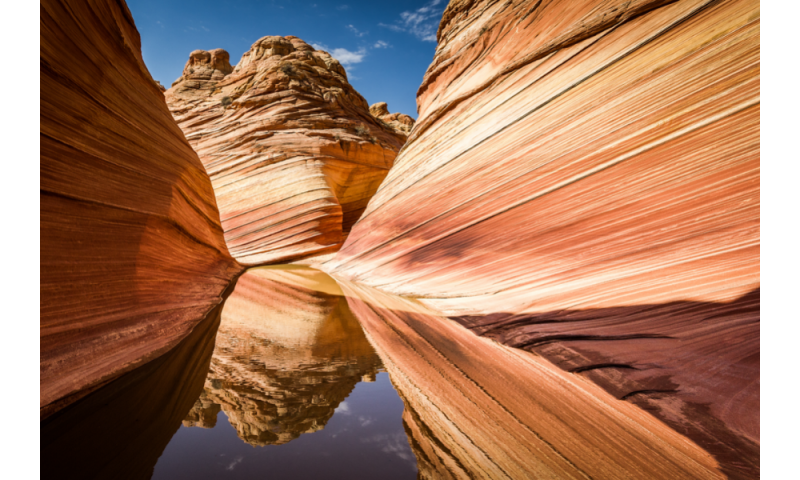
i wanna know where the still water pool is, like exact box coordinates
[41,265,724,480]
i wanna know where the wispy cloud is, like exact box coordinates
[373,40,390,49]
[226,456,243,471]
[347,24,368,37]
[337,4,350,11]
[362,433,416,464]
[312,44,367,68]
[332,47,367,67]
[379,0,445,42]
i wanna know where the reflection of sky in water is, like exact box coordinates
[152,372,416,479]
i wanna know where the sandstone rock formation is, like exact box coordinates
[182,267,382,446]
[41,296,222,480]
[41,0,242,418]
[369,102,415,136]
[325,0,759,476]
[338,279,725,479]
[165,37,409,265]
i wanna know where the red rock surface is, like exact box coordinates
[338,279,725,479]
[40,0,242,418]
[325,0,760,476]
[165,37,409,265]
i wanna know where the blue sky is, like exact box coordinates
[127,0,448,118]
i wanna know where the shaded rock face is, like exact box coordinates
[40,0,242,419]
[182,267,382,446]
[369,102,415,136]
[451,289,760,479]
[41,285,224,480]
[166,37,410,265]
[326,0,760,317]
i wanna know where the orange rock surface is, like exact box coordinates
[338,279,725,480]
[165,37,409,265]
[327,0,760,316]
[40,0,242,418]
[369,102,416,136]
[325,0,760,476]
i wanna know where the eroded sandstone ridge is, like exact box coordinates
[326,0,759,477]
[369,102,415,136]
[41,0,242,418]
[165,37,409,265]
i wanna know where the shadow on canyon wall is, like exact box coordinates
[451,288,760,480]
[40,282,231,480]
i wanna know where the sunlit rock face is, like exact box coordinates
[338,280,725,480]
[165,37,410,265]
[40,0,242,419]
[369,102,415,136]
[326,1,760,476]
[183,267,382,446]
[327,0,760,316]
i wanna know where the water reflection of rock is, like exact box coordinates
[183,266,383,446]
[338,279,727,480]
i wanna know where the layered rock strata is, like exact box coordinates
[338,279,725,479]
[328,0,760,315]
[183,267,382,445]
[326,0,760,475]
[40,0,242,418]
[41,290,223,480]
[166,37,409,265]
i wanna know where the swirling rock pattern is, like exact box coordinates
[40,0,242,418]
[327,0,760,316]
[326,0,760,476]
[166,37,409,265]
[338,279,725,480]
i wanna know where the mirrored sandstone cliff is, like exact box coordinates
[180,266,383,446]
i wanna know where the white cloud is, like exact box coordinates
[359,415,375,427]
[331,47,367,67]
[311,42,329,51]
[347,24,368,37]
[380,0,444,42]
[226,456,243,471]
[373,40,390,49]
[337,4,350,10]
[335,401,352,415]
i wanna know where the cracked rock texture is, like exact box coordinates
[165,37,409,265]
[40,0,242,419]
[326,0,760,477]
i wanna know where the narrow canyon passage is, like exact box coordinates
[42,266,727,480]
